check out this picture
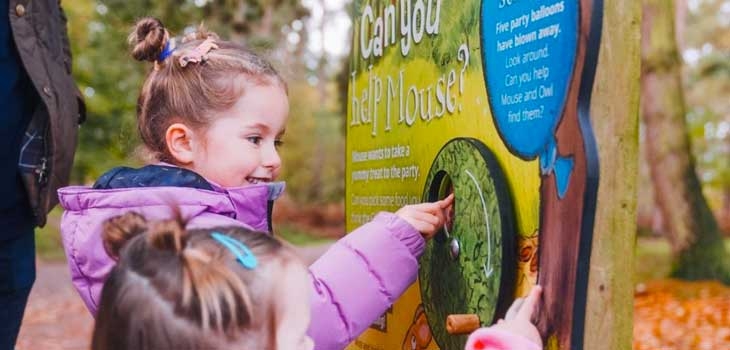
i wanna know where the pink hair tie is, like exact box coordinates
[179,37,219,67]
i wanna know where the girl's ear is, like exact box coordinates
[166,123,197,164]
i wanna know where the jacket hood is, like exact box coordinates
[57,165,285,314]
[59,165,285,232]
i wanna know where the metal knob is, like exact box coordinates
[449,238,460,260]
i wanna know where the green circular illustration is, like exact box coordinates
[419,138,516,350]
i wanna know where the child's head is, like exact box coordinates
[129,17,289,187]
[92,212,312,350]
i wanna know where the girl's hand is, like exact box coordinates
[491,285,543,347]
[395,194,454,239]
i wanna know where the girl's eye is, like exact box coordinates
[274,139,284,149]
[246,136,262,145]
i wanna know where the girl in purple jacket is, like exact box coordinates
[59,17,452,349]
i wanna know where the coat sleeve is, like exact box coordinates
[306,212,425,349]
[464,328,542,350]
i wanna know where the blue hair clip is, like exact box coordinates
[211,232,258,269]
[158,39,176,62]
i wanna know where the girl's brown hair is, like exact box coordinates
[128,17,286,163]
[91,211,297,350]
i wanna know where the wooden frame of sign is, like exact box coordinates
[345,1,638,349]
[533,0,602,348]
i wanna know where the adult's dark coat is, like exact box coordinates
[9,0,85,226]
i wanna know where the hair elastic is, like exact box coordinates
[158,38,177,62]
[154,37,177,71]
[157,40,174,62]
[210,232,258,269]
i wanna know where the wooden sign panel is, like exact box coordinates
[345,1,603,349]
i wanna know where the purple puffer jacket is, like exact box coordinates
[58,166,425,350]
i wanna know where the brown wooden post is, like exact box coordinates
[584,0,641,349]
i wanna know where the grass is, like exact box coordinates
[634,236,730,283]
[634,237,674,283]
[275,224,336,246]
[35,208,66,261]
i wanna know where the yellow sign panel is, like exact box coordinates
[346,2,540,349]
[346,0,601,349]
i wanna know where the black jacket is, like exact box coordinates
[9,0,85,226]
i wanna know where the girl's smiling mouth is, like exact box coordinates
[246,177,271,184]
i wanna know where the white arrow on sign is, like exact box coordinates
[464,169,494,278]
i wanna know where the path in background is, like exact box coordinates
[16,263,92,350]
[16,243,332,350]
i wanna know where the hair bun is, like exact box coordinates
[148,218,187,253]
[129,17,169,62]
[102,212,149,259]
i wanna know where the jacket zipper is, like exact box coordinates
[37,156,48,185]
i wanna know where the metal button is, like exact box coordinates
[15,4,25,17]
[42,86,52,96]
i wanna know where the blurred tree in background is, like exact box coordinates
[682,0,730,234]
[640,0,730,282]
[639,0,730,237]
[62,0,348,205]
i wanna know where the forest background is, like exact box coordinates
[30,0,730,349]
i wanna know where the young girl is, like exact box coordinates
[92,212,313,350]
[59,17,452,349]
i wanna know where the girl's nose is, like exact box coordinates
[261,144,281,169]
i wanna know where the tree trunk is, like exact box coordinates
[722,187,730,235]
[640,0,730,282]
[582,0,642,349]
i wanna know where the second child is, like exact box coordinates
[93,212,314,350]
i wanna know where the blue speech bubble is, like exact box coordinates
[480,0,578,198]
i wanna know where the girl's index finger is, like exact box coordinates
[438,193,455,208]
[516,285,542,322]
[405,194,454,215]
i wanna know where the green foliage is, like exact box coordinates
[62,0,345,204]
[280,83,345,203]
[65,0,206,182]
[682,0,730,209]
[635,238,730,284]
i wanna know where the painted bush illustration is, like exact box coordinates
[419,138,516,350]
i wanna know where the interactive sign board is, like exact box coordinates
[346,1,602,348]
